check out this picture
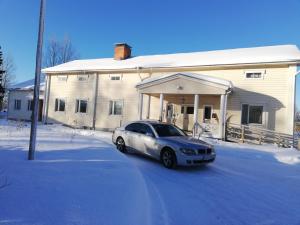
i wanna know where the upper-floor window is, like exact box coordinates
[77,75,89,81]
[241,104,263,125]
[55,98,65,112]
[27,100,33,111]
[75,99,87,113]
[246,72,262,79]
[14,99,21,110]
[57,75,67,81]
[109,100,123,115]
[110,75,121,81]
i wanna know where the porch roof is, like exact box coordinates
[136,72,233,95]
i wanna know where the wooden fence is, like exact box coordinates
[226,123,296,148]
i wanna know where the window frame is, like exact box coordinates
[77,74,89,81]
[203,105,213,121]
[75,99,88,114]
[109,74,122,81]
[241,103,264,125]
[109,100,123,116]
[14,99,21,110]
[54,98,66,112]
[244,70,265,80]
[57,75,68,81]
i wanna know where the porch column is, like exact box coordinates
[219,94,227,140]
[138,93,144,120]
[159,93,164,121]
[146,95,151,119]
[193,94,199,124]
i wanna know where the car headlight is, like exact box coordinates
[180,148,197,155]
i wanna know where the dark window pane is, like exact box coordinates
[125,123,141,133]
[204,106,212,119]
[75,100,79,113]
[139,124,154,136]
[80,100,87,113]
[114,101,122,115]
[249,106,263,124]
[59,99,65,111]
[151,124,185,137]
[181,106,184,114]
[186,106,194,114]
[241,104,249,124]
[246,72,262,78]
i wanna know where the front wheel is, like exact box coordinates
[116,137,126,153]
[161,149,177,169]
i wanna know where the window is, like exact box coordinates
[27,100,33,111]
[151,124,186,137]
[55,99,65,112]
[181,106,194,114]
[109,100,123,115]
[14,99,21,110]
[75,100,87,113]
[57,75,67,81]
[204,106,212,120]
[110,75,121,81]
[77,75,88,81]
[246,72,262,79]
[125,123,154,136]
[241,104,263,125]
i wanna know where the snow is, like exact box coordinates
[42,45,300,73]
[136,72,233,89]
[10,78,45,91]
[1,120,300,225]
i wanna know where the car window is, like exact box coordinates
[125,123,141,133]
[139,124,155,136]
[151,124,185,137]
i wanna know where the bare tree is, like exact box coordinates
[43,36,79,68]
[0,54,16,110]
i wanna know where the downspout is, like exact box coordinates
[293,69,300,148]
[44,75,51,124]
[92,73,99,130]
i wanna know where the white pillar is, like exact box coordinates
[146,95,151,119]
[219,94,226,140]
[138,93,144,120]
[193,94,199,124]
[159,93,164,121]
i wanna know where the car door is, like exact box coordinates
[138,124,159,158]
[124,123,142,151]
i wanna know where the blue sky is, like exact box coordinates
[1,0,300,106]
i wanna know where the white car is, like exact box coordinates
[112,121,216,169]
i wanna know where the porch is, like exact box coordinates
[136,72,233,139]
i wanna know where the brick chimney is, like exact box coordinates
[114,43,132,60]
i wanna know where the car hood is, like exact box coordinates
[159,136,212,148]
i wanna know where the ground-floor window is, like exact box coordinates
[241,104,263,125]
[75,99,87,113]
[55,98,66,112]
[27,100,33,111]
[14,99,21,110]
[109,100,123,115]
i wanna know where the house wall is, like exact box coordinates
[45,63,297,134]
[7,90,44,121]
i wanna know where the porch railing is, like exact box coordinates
[226,123,295,148]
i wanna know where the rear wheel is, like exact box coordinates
[116,137,126,153]
[161,148,177,169]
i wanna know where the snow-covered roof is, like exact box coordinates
[42,45,300,73]
[10,78,45,91]
[136,72,233,89]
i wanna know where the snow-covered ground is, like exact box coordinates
[0,120,300,225]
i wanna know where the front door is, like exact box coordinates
[203,105,212,123]
[181,105,194,131]
[166,104,174,124]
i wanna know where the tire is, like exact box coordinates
[116,137,126,153]
[161,148,177,169]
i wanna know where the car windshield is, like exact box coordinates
[151,124,186,137]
